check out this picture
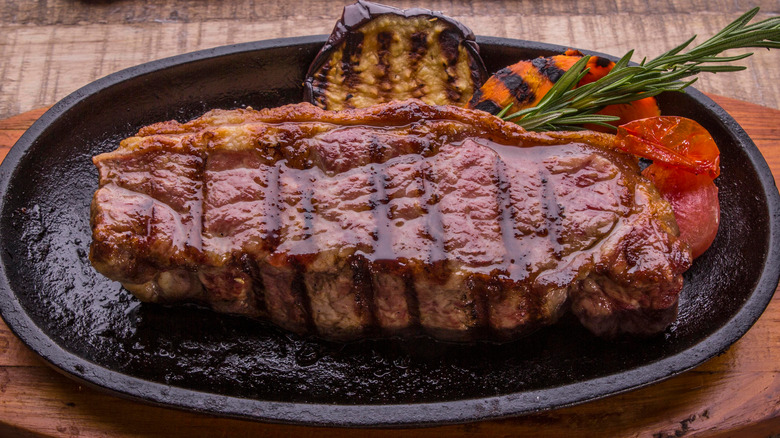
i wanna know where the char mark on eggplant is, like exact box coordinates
[304,0,487,111]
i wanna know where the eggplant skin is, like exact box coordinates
[304,0,487,110]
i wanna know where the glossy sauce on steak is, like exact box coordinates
[90,100,692,341]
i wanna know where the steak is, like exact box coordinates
[90,100,692,341]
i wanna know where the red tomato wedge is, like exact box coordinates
[615,116,721,258]
[642,163,720,259]
[616,116,720,179]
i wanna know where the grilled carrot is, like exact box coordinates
[468,49,659,129]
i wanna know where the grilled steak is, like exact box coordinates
[304,0,486,110]
[90,100,692,341]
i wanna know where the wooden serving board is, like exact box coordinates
[0,96,779,437]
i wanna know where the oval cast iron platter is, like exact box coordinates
[0,35,779,427]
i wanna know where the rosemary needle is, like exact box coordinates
[501,8,780,131]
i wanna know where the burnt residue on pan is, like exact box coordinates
[0,36,777,425]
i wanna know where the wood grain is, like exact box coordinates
[0,0,778,120]
[0,95,779,437]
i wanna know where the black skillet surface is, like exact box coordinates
[0,35,779,427]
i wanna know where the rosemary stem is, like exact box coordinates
[503,7,779,131]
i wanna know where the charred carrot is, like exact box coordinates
[489,8,779,132]
[468,49,659,129]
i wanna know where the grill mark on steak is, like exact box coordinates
[541,167,565,259]
[505,158,554,276]
[239,254,268,318]
[435,141,504,335]
[260,261,310,333]
[374,155,428,331]
[262,164,315,332]
[305,163,381,338]
[201,141,283,318]
[411,155,456,337]
[420,157,445,263]
[491,156,534,336]
[202,149,278,259]
[193,138,269,316]
[414,141,508,338]
[370,262,412,332]
[351,255,378,334]
[496,158,523,280]
[366,161,409,332]
[91,100,692,341]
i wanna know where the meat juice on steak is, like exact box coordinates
[90,100,691,341]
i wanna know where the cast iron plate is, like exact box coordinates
[0,35,779,427]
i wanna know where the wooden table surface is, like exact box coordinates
[1,0,779,120]
[1,0,780,436]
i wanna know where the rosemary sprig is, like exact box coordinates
[502,8,780,131]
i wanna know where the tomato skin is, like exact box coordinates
[596,97,661,128]
[643,163,720,258]
[617,117,720,179]
[615,116,721,258]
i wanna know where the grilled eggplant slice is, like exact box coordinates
[304,0,487,110]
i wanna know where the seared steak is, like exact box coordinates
[90,100,691,341]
